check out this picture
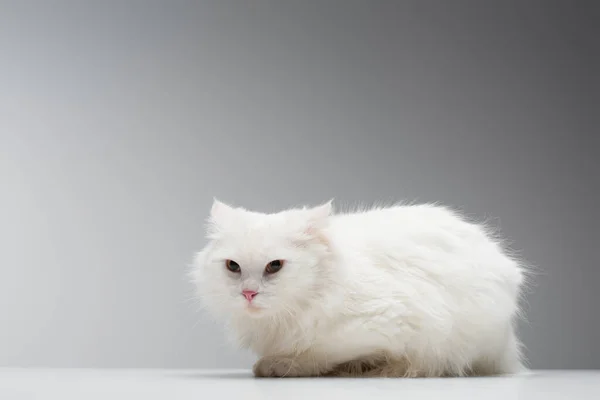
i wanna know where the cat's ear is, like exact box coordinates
[306,199,333,221]
[210,198,234,222]
[207,198,235,238]
[303,199,333,235]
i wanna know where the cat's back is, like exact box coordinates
[328,202,523,293]
[329,203,485,247]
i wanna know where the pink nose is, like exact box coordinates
[242,290,258,302]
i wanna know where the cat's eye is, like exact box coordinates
[225,260,241,273]
[265,260,284,274]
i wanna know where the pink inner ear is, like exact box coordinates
[303,222,330,246]
[305,225,316,236]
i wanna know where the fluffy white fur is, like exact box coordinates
[191,200,526,378]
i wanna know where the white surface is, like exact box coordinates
[0,369,599,399]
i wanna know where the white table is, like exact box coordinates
[1,369,598,399]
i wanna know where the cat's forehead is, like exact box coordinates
[216,212,294,246]
[235,210,289,231]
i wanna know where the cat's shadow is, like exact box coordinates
[171,370,253,380]
[169,371,345,380]
[170,370,504,381]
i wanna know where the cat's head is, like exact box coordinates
[192,199,334,320]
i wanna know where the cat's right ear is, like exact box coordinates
[206,198,234,238]
[211,198,233,221]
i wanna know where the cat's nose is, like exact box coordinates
[242,290,258,302]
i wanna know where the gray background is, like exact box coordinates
[0,0,598,369]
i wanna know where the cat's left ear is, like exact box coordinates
[303,199,333,234]
[307,199,333,220]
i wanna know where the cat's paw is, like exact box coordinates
[252,356,308,378]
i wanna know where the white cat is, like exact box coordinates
[191,199,527,377]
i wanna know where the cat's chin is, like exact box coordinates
[240,303,273,319]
